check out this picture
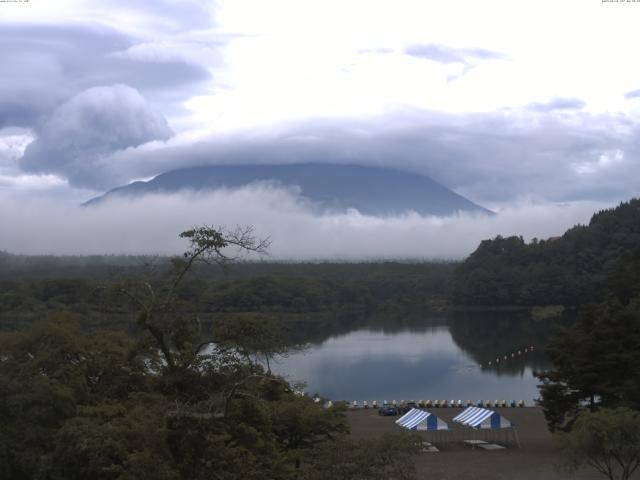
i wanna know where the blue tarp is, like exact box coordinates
[395,408,449,431]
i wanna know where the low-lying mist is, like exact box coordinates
[1,185,609,260]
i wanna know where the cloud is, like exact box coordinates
[92,107,640,207]
[20,85,172,189]
[572,149,625,175]
[0,129,33,165]
[404,44,505,64]
[0,23,212,128]
[527,97,586,112]
[625,89,640,99]
[98,0,216,33]
[0,185,609,258]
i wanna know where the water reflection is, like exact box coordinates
[274,313,560,403]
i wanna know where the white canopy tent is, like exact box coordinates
[452,406,513,429]
[452,406,520,448]
[395,408,449,431]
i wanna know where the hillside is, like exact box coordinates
[84,163,492,217]
[452,198,640,306]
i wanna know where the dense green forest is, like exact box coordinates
[0,227,422,479]
[453,198,640,307]
[536,243,640,431]
[0,256,454,344]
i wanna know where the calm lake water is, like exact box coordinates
[273,314,554,404]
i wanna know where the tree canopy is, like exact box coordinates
[453,198,640,307]
[0,226,420,479]
[556,408,640,480]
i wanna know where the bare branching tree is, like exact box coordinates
[117,225,270,369]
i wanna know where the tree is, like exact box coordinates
[0,226,358,479]
[300,433,420,480]
[117,225,269,370]
[0,315,146,479]
[537,298,640,431]
[213,314,295,374]
[556,408,640,480]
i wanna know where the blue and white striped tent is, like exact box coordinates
[395,408,449,431]
[452,406,513,429]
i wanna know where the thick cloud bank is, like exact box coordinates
[21,85,172,188]
[0,186,608,259]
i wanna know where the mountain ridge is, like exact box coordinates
[85,163,492,217]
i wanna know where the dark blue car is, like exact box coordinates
[378,405,398,416]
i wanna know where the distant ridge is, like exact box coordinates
[85,163,492,217]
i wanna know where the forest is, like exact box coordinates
[0,227,425,479]
[452,198,640,307]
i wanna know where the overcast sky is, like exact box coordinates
[1,0,640,258]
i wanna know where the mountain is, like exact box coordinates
[452,198,640,307]
[84,163,492,216]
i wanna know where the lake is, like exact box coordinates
[273,313,554,404]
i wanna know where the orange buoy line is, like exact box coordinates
[482,345,535,368]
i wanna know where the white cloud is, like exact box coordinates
[0,186,607,258]
[20,84,172,188]
[572,149,625,175]
[0,130,34,164]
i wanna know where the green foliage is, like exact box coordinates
[556,408,640,480]
[537,298,640,430]
[0,227,366,479]
[536,239,640,431]
[213,314,294,373]
[300,433,420,480]
[453,198,640,306]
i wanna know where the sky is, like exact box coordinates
[1,0,640,258]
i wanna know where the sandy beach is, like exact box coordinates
[346,407,631,480]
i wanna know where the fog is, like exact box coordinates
[0,186,609,260]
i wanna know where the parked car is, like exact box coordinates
[378,405,399,416]
[398,401,418,415]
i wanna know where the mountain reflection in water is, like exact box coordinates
[274,312,560,403]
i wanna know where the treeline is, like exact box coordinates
[0,262,455,338]
[453,198,640,306]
